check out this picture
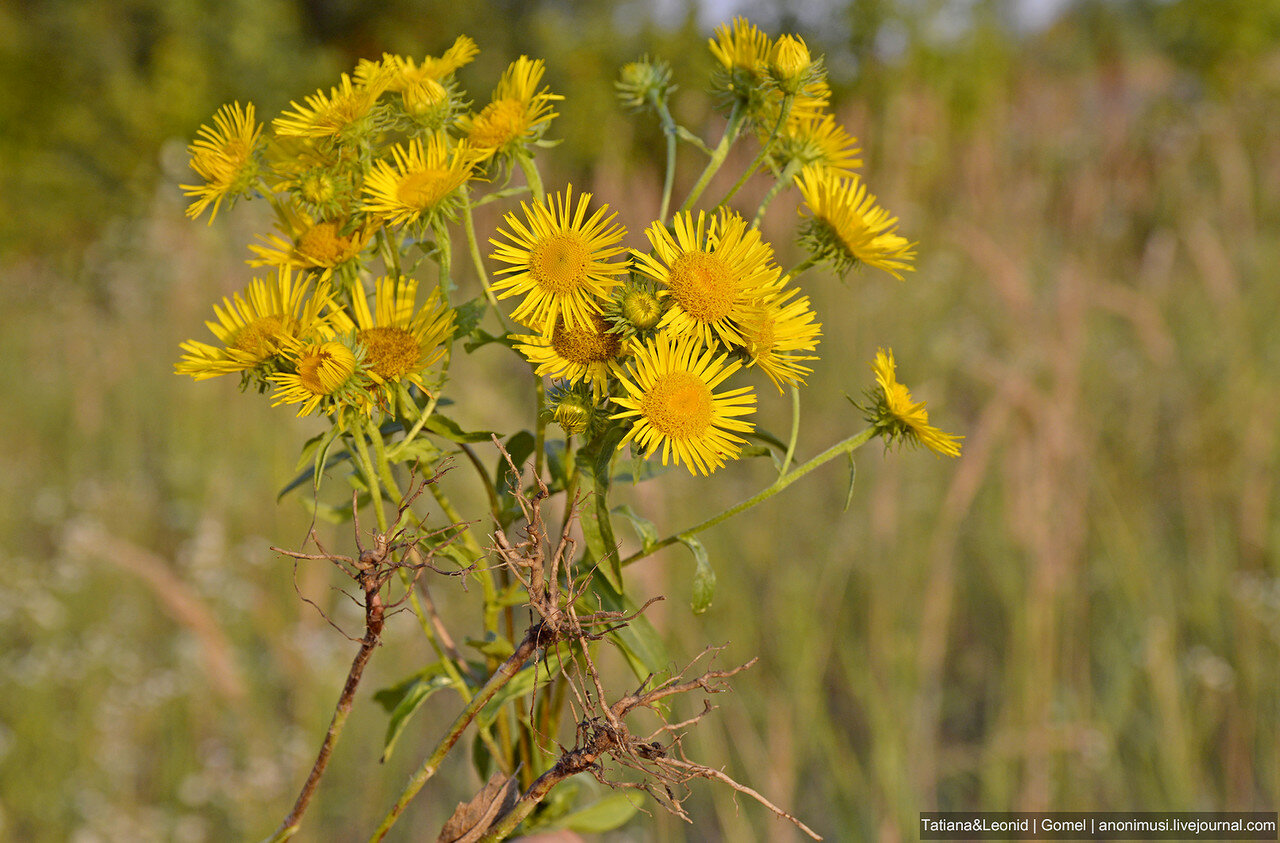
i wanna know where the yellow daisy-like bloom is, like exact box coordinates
[273,73,387,140]
[248,205,373,271]
[867,348,962,457]
[771,113,863,178]
[176,268,336,380]
[632,210,782,350]
[612,332,757,476]
[358,36,479,91]
[513,313,624,399]
[350,275,454,402]
[459,56,562,159]
[181,102,263,223]
[796,165,916,280]
[739,286,822,392]
[268,338,367,418]
[361,133,477,228]
[709,16,771,74]
[489,185,629,334]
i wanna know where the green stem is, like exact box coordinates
[368,628,543,842]
[678,102,745,213]
[781,254,819,284]
[386,389,440,462]
[650,92,679,222]
[348,426,388,532]
[780,386,801,477]
[367,418,404,506]
[516,153,545,203]
[433,220,453,305]
[533,378,547,483]
[427,482,500,633]
[461,186,511,330]
[619,426,878,569]
[751,159,802,229]
[376,226,403,280]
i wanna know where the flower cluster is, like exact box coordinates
[177,22,957,468]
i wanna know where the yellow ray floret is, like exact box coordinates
[459,56,561,159]
[612,332,757,476]
[489,185,629,334]
[273,73,387,139]
[513,313,624,399]
[181,102,263,223]
[248,204,372,271]
[350,276,454,403]
[268,337,368,418]
[740,286,822,392]
[868,348,962,457]
[362,133,477,228]
[796,165,915,279]
[631,210,782,350]
[175,268,337,380]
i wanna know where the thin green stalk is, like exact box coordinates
[781,254,820,284]
[619,426,878,569]
[348,426,389,532]
[517,153,545,203]
[750,159,802,228]
[717,93,793,211]
[780,386,801,477]
[533,378,547,483]
[433,220,453,305]
[386,390,440,462]
[367,418,404,506]
[678,103,745,213]
[369,628,543,842]
[426,481,500,633]
[376,227,403,280]
[461,186,511,329]
[651,93,679,221]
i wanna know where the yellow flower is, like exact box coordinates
[739,286,822,392]
[709,16,771,74]
[350,276,454,404]
[268,337,368,418]
[769,34,815,92]
[513,313,624,399]
[181,102,263,223]
[796,165,916,280]
[273,73,386,140]
[489,185,629,334]
[248,204,373,271]
[459,56,562,159]
[632,210,782,350]
[770,113,863,178]
[612,332,756,476]
[866,348,962,457]
[361,133,477,228]
[359,36,479,91]
[176,268,336,381]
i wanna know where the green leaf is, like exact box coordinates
[576,426,627,591]
[278,425,347,501]
[450,296,488,341]
[495,430,536,489]
[612,504,657,551]
[424,414,495,443]
[557,792,641,833]
[678,534,716,614]
[463,328,518,354]
[588,577,669,679]
[843,452,857,512]
[471,731,493,782]
[476,646,567,728]
[373,662,450,711]
[378,672,458,762]
[465,632,515,660]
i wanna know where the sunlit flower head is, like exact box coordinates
[248,204,372,272]
[361,133,477,228]
[739,286,822,392]
[612,332,756,476]
[709,17,771,75]
[459,56,561,160]
[181,102,263,223]
[602,278,667,344]
[513,313,624,399]
[865,348,962,457]
[770,113,862,178]
[632,210,782,350]
[360,36,479,91]
[268,336,369,418]
[796,165,916,280]
[489,185,629,334]
[273,73,387,141]
[176,268,337,382]
[350,275,454,404]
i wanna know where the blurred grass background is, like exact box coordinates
[2,0,1279,839]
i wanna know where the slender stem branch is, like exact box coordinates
[678,103,744,213]
[781,254,820,284]
[386,389,440,462]
[348,426,388,532]
[368,625,543,842]
[533,377,547,483]
[717,93,793,212]
[750,159,801,229]
[780,386,801,477]
[650,92,679,222]
[619,426,878,569]
[516,153,545,203]
[461,186,511,329]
